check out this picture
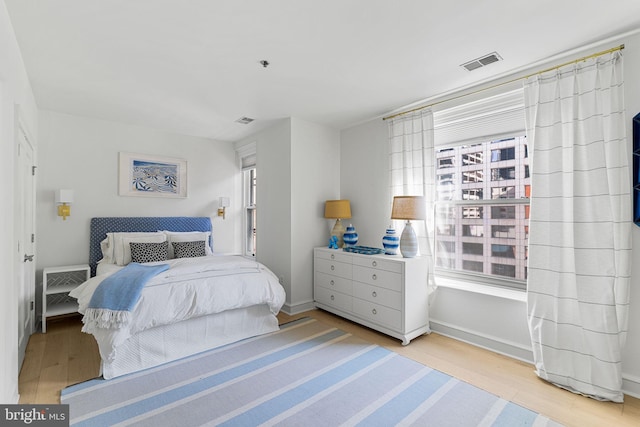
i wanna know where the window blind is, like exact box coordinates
[235,142,256,170]
[433,88,525,146]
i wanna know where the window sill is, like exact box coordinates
[434,276,526,302]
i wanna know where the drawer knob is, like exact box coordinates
[330,294,335,301]
[372,291,377,298]
[372,261,377,267]
[372,274,377,280]
[372,308,377,315]
[331,265,335,271]
[330,279,335,286]
[331,254,335,259]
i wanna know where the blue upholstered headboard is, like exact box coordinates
[89,217,213,276]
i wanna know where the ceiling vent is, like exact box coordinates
[235,117,255,125]
[461,52,502,72]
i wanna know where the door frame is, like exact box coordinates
[15,108,36,369]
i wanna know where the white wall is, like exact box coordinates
[35,109,241,272]
[246,119,293,301]
[0,1,38,404]
[237,117,340,314]
[291,118,341,308]
[340,118,390,247]
[340,33,640,398]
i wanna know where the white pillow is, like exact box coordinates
[99,237,114,264]
[162,231,213,258]
[108,232,167,266]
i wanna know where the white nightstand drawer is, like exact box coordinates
[315,271,353,295]
[352,256,402,273]
[315,286,353,312]
[315,258,352,279]
[353,265,401,291]
[353,281,401,310]
[353,298,401,330]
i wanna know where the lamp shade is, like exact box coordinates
[55,189,74,204]
[324,199,351,219]
[391,196,425,220]
[218,196,230,208]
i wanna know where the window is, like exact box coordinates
[491,146,515,162]
[491,166,515,181]
[432,88,528,290]
[438,157,454,168]
[243,168,257,257]
[236,141,257,258]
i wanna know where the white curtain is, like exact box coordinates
[388,109,436,290]
[524,50,631,402]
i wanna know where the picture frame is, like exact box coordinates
[118,152,187,198]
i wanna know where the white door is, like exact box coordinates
[17,125,35,368]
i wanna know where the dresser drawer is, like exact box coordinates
[315,258,352,280]
[315,249,352,264]
[353,265,401,291]
[353,298,401,330]
[352,256,402,273]
[315,286,353,312]
[315,271,352,295]
[353,281,401,310]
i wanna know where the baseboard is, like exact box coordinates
[281,300,315,316]
[430,318,640,400]
[429,318,534,364]
[622,373,640,399]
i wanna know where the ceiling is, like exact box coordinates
[5,0,640,142]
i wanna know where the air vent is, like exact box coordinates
[235,117,255,125]
[461,52,502,72]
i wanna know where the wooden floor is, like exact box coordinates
[19,310,640,427]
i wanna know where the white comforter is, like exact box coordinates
[70,255,286,361]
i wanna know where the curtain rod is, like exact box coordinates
[382,44,625,121]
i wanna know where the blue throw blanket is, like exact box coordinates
[82,263,170,331]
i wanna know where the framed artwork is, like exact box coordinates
[118,152,187,198]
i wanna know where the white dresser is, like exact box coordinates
[314,247,429,345]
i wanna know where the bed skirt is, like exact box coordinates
[98,304,279,379]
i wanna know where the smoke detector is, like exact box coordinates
[235,117,255,125]
[461,52,502,72]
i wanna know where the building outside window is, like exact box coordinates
[434,135,529,288]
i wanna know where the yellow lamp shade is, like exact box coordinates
[324,199,351,219]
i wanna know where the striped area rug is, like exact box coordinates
[61,318,562,426]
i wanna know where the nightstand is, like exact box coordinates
[42,264,90,332]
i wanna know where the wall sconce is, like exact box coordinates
[391,195,425,257]
[56,189,74,220]
[324,199,352,248]
[218,197,230,219]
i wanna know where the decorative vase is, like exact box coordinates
[382,226,399,255]
[400,220,418,258]
[343,224,359,247]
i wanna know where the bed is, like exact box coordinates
[70,217,286,379]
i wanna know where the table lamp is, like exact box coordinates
[391,196,425,257]
[324,199,352,248]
